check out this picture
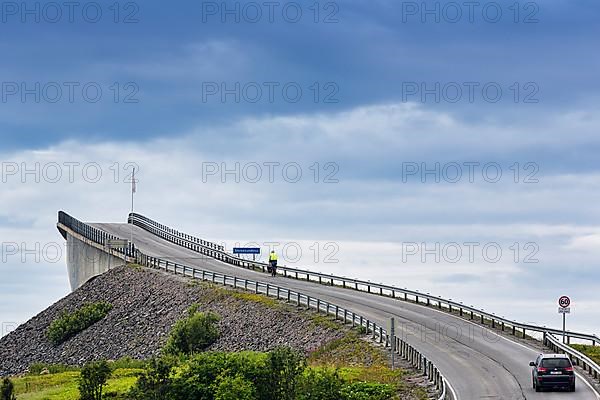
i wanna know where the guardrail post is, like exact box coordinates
[470,311,473,320]
[233,277,237,288]
[343,309,347,323]
[512,325,516,335]
[287,290,291,303]
[480,314,484,324]
[492,319,495,328]
[330,278,334,286]
[379,327,383,343]
[501,322,505,331]
[297,292,300,306]
[255,281,259,294]
[416,295,419,303]
[335,305,339,320]
[427,298,430,306]
[277,287,281,299]
[438,301,442,309]
[266,284,270,297]
[317,299,321,314]
[459,308,463,316]
[522,328,526,339]
[343,280,346,289]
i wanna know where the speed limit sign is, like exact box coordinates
[559,296,571,308]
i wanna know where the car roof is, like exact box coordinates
[540,353,569,359]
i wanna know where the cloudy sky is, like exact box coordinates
[1,0,599,337]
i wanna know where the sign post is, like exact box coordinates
[558,296,571,343]
[388,317,395,370]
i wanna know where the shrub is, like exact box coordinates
[214,374,255,400]
[128,356,175,400]
[339,382,395,400]
[47,302,113,345]
[164,305,220,355]
[78,361,112,400]
[297,368,344,400]
[267,347,306,400]
[1,378,16,400]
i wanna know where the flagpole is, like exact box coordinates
[130,168,135,249]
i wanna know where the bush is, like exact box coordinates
[78,361,112,400]
[1,378,16,400]
[339,382,395,400]
[164,305,220,355]
[128,356,175,400]
[214,374,255,400]
[267,347,306,400]
[297,368,344,400]
[47,302,113,345]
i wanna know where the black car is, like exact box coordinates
[530,354,575,392]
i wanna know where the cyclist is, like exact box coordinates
[269,250,278,277]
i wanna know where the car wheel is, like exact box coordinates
[570,383,575,392]
[535,382,541,392]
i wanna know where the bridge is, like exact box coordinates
[57,211,600,400]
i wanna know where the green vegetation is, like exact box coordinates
[1,377,17,400]
[164,305,220,355]
[571,344,600,364]
[78,361,112,400]
[10,342,425,400]
[12,368,140,400]
[127,347,399,400]
[47,302,113,345]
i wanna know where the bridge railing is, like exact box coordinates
[58,211,137,259]
[127,212,600,348]
[128,213,224,251]
[544,333,600,383]
[59,211,451,399]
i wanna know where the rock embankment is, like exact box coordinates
[0,266,345,375]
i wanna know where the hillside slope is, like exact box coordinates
[0,265,345,375]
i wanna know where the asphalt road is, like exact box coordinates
[91,222,600,400]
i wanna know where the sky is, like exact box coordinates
[1,0,600,337]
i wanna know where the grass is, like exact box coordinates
[308,331,429,400]
[11,368,142,400]
[571,344,600,365]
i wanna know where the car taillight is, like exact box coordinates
[537,367,548,373]
[564,367,573,372]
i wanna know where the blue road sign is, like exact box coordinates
[233,247,261,255]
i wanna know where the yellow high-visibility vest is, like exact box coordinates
[269,252,278,261]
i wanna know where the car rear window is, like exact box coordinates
[541,358,572,368]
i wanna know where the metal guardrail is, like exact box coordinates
[544,333,600,383]
[128,213,224,251]
[59,211,451,399]
[58,211,137,258]
[127,212,600,347]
